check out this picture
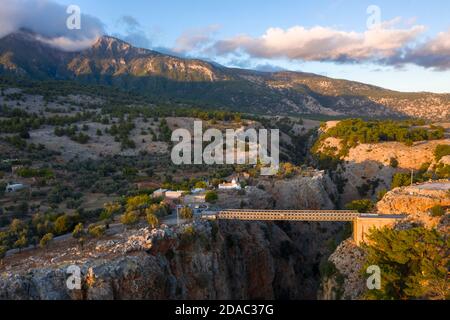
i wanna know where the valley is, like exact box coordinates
[0,29,449,301]
[0,81,448,300]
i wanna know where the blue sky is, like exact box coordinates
[34,1,450,92]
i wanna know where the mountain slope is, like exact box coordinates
[0,30,449,120]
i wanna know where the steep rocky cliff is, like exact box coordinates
[376,181,450,228]
[376,181,450,215]
[318,239,367,300]
[266,173,338,210]
[0,219,347,300]
[316,128,450,206]
[215,172,338,210]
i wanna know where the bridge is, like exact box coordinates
[201,209,406,246]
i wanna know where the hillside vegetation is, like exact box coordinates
[313,119,445,158]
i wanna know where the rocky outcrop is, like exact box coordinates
[318,239,367,300]
[376,181,450,228]
[260,173,338,210]
[0,219,346,300]
[377,181,450,215]
[317,132,450,206]
[215,172,338,210]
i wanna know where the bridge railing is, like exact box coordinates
[215,210,360,222]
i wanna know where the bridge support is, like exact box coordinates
[353,215,406,246]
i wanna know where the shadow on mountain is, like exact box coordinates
[64,73,412,119]
[333,158,416,207]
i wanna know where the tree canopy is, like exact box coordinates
[363,227,449,300]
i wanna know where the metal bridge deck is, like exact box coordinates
[213,209,360,222]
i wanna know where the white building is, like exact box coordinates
[218,179,241,190]
[152,188,168,198]
[165,190,185,200]
[5,183,26,193]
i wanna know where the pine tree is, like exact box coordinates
[363,227,449,300]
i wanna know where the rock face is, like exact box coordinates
[318,133,450,206]
[376,181,450,215]
[345,140,448,171]
[259,173,338,210]
[0,219,346,300]
[376,181,450,228]
[215,172,338,210]
[318,239,367,300]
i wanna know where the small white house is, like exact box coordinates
[5,183,26,193]
[218,179,241,190]
[152,188,168,198]
[165,190,185,200]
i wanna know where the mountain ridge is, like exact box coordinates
[0,30,449,120]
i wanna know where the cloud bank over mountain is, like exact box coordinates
[0,0,104,51]
[385,29,450,71]
[0,0,449,70]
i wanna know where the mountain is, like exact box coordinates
[0,30,449,120]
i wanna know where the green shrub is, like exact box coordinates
[389,157,399,168]
[364,227,449,300]
[345,199,374,213]
[319,260,338,278]
[88,224,106,238]
[434,144,450,162]
[39,233,53,248]
[179,207,193,220]
[145,211,158,228]
[72,223,85,239]
[179,225,196,248]
[16,167,54,178]
[435,163,450,179]
[120,211,139,226]
[205,191,218,203]
[194,181,207,189]
[430,205,446,217]
[146,204,168,218]
[0,245,7,260]
[54,215,70,235]
[377,188,388,201]
[391,173,411,189]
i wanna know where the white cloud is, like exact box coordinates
[0,0,104,51]
[209,21,426,63]
[400,29,450,70]
[174,25,220,54]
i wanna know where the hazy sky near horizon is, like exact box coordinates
[3,0,450,93]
